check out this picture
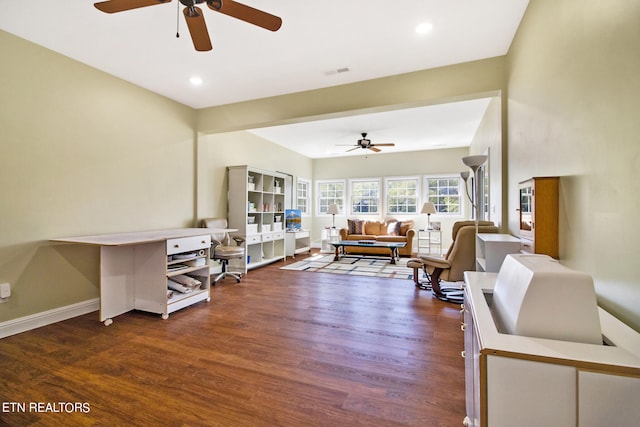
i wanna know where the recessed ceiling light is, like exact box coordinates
[415,22,433,35]
[190,76,203,86]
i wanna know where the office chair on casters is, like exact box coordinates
[419,221,498,304]
[200,218,245,285]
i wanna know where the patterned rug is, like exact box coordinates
[281,253,413,279]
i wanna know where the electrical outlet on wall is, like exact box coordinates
[0,282,10,301]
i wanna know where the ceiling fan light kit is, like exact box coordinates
[94,0,282,52]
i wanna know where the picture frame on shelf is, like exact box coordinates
[429,221,441,231]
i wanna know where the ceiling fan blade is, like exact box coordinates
[94,0,170,13]
[372,143,395,147]
[368,147,382,152]
[184,6,213,51]
[207,0,282,31]
[346,147,360,152]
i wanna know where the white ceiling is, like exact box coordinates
[0,0,529,158]
[249,97,493,158]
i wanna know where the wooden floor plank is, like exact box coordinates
[0,251,466,426]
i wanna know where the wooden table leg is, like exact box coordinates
[333,245,341,261]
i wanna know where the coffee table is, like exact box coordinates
[331,240,407,264]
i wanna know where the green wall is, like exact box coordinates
[0,31,196,321]
[507,0,640,329]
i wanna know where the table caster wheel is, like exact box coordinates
[103,318,113,326]
[161,313,169,320]
[206,297,211,302]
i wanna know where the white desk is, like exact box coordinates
[285,230,311,257]
[52,228,223,325]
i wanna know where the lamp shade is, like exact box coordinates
[421,202,436,215]
[461,155,488,172]
[327,204,339,215]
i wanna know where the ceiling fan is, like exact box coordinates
[94,0,282,52]
[341,132,396,153]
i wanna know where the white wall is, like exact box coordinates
[507,0,640,330]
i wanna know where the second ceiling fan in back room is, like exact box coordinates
[339,133,396,153]
[94,0,282,52]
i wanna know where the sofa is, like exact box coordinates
[339,218,415,257]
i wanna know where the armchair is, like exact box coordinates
[200,218,245,285]
[419,221,498,301]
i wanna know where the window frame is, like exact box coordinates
[296,177,311,216]
[315,179,346,216]
[384,176,420,216]
[423,174,465,217]
[349,178,382,216]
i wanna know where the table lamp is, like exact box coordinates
[421,202,436,229]
[327,204,339,228]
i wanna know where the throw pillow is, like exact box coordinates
[386,221,402,236]
[347,219,364,234]
[364,220,383,235]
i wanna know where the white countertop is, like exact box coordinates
[52,228,219,246]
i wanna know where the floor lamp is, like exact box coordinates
[461,154,488,223]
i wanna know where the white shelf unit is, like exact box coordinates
[162,236,211,318]
[320,227,341,253]
[475,233,521,272]
[228,166,287,271]
[417,229,442,255]
[285,230,311,257]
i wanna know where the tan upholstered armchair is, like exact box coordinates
[420,221,498,300]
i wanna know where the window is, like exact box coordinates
[386,177,419,214]
[316,180,345,215]
[425,175,463,215]
[296,178,311,216]
[350,179,380,215]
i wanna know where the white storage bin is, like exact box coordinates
[262,224,271,232]
[247,224,258,235]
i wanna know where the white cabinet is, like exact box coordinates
[286,230,311,257]
[475,233,521,272]
[227,165,287,271]
[162,236,211,318]
[462,272,640,427]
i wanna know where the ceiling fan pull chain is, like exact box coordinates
[176,0,181,38]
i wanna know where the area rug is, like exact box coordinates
[281,253,413,279]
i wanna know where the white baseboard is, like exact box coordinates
[0,298,99,339]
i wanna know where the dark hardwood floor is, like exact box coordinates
[0,251,466,426]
